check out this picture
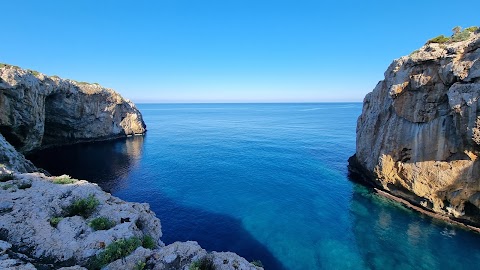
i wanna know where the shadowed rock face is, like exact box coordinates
[349,31,480,225]
[0,66,146,153]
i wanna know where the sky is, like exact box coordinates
[1,1,478,103]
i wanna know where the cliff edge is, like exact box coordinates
[0,64,146,155]
[349,27,480,227]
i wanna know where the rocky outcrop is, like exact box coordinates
[0,166,262,269]
[0,65,146,153]
[349,29,480,226]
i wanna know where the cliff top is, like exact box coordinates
[402,26,479,65]
[0,63,126,99]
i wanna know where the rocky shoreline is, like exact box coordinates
[0,65,262,269]
[349,154,480,233]
[349,28,480,230]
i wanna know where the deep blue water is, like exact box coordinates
[29,103,480,270]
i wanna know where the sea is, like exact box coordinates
[28,103,480,270]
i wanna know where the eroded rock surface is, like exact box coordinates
[349,30,480,225]
[0,66,146,153]
[0,169,162,267]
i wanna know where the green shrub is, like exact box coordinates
[18,182,32,189]
[2,184,14,190]
[134,261,146,270]
[427,35,450,44]
[189,256,215,270]
[89,217,115,231]
[50,217,63,227]
[409,49,420,56]
[28,69,40,76]
[0,63,19,69]
[0,174,14,182]
[53,175,76,184]
[452,30,471,42]
[66,194,99,218]
[466,26,479,33]
[93,237,142,269]
[141,235,155,249]
[251,260,263,267]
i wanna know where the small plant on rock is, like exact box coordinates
[28,69,40,76]
[89,217,115,231]
[2,184,14,190]
[251,260,264,267]
[452,29,471,42]
[141,235,156,249]
[50,217,63,227]
[427,35,450,44]
[53,175,76,184]
[93,237,142,269]
[17,182,32,189]
[466,26,479,33]
[0,173,14,182]
[66,194,99,218]
[134,260,146,270]
[189,256,216,270]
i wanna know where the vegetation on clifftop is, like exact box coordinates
[426,26,478,44]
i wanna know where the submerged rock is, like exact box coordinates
[349,30,480,226]
[0,65,146,153]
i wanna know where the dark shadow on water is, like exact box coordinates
[148,194,286,270]
[27,136,146,193]
[27,136,286,270]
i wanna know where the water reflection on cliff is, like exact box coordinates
[350,184,480,270]
[28,135,145,193]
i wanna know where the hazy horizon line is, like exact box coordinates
[133,100,364,104]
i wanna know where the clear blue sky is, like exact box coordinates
[1,1,478,103]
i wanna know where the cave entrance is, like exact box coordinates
[42,93,75,147]
[0,125,26,149]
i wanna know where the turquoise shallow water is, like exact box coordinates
[29,103,480,270]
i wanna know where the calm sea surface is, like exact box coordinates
[29,103,480,270]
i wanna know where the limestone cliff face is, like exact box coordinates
[349,31,480,225]
[0,65,146,153]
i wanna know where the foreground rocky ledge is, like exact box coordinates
[349,28,480,229]
[0,166,262,270]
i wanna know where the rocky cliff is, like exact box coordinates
[349,28,480,227]
[0,65,146,155]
